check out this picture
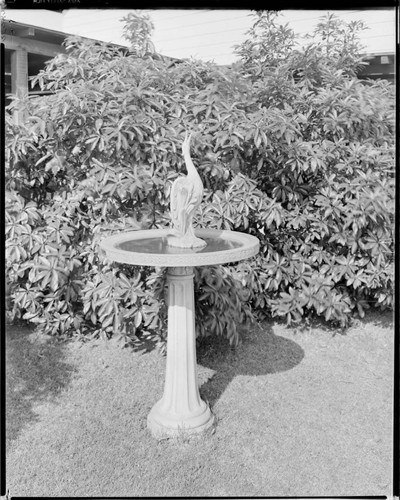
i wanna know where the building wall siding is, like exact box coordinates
[5,8,396,65]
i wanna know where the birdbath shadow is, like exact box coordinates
[197,322,305,409]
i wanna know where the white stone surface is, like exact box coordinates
[147,266,215,439]
[100,228,259,267]
[168,132,207,249]
[100,227,259,439]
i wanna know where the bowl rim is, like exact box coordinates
[99,228,260,267]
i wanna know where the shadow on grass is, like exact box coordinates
[130,335,160,354]
[358,310,394,329]
[6,323,76,449]
[197,322,304,409]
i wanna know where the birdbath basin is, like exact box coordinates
[100,227,259,439]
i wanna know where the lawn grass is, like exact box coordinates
[5,311,394,497]
[5,324,76,450]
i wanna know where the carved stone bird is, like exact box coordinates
[167,132,207,249]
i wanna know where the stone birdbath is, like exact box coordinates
[100,132,259,439]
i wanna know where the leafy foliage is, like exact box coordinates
[121,10,155,57]
[5,11,394,348]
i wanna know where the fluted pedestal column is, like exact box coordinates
[147,266,215,439]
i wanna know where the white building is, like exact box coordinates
[2,7,396,103]
[4,8,395,64]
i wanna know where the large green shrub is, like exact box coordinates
[5,11,394,347]
[5,23,253,348]
[228,12,395,325]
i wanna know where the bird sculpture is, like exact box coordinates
[167,132,207,249]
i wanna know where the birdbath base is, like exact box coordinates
[147,266,215,440]
[147,401,215,440]
[100,228,260,440]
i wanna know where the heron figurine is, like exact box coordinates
[167,131,207,249]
